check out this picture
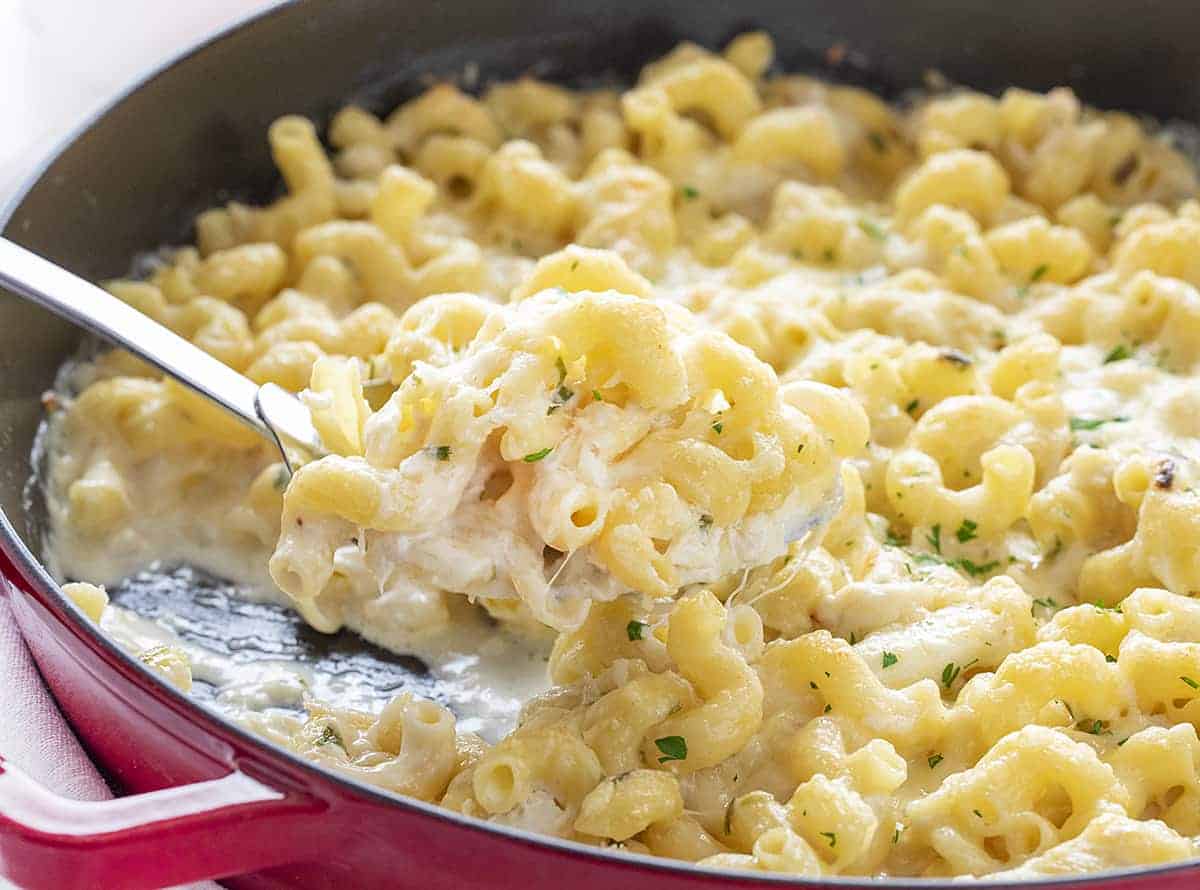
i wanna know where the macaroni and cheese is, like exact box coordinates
[44,32,1200,879]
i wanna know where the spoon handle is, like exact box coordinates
[0,236,323,461]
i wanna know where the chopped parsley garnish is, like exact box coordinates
[1106,654,1118,663]
[926,523,942,554]
[655,735,688,763]
[1181,676,1200,690]
[857,219,886,241]
[433,445,452,461]
[626,620,647,641]
[797,443,805,454]
[905,399,919,416]
[822,247,836,263]
[820,831,837,848]
[699,514,714,531]
[1016,265,1049,298]
[681,185,700,200]
[955,519,978,543]
[957,558,1000,577]
[1103,344,1132,364]
[823,703,833,713]
[809,680,819,690]
[867,131,887,153]
[882,651,899,669]
[316,725,343,748]
[1070,415,1129,431]
[942,662,961,689]
[1032,596,1060,613]
[1078,719,1106,735]
[712,420,724,434]
[555,355,568,383]
[592,389,603,401]
[927,753,944,769]
[523,447,553,462]
[973,809,983,818]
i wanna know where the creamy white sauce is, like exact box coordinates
[39,357,553,742]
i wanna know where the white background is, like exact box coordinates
[1,0,277,203]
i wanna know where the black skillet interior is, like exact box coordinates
[3,0,1200,702]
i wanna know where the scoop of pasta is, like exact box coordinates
[269,286,844,631]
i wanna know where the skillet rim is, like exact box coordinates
[1,2,1199,885]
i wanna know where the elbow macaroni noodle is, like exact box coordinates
[43,31,1200,879]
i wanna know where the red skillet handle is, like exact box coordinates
[0,752,324,890]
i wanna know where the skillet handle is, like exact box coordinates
[0,752,324,890]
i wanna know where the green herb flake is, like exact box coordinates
[555,355,568,384]
[857,219,886,241]
[905,399,919,416]
[820,831,837,848]
[973,809,983,818]
[1070,415,1129,431]
[699,514,714,531]
[592,390,603,401]
[655,735,688,763]
[824,703,833,713]
[1031,263,1049,282]
[434,445,452,461]
[809,681,819,690]
[956,558,999,578]
[892,826,902,844]
[882,651,899,669]
[926,523,942,554]
[1078,719,1106,735]
[1106,654,1118,663]
[928,753,944,769]
[1032,596,1060,613]
[1103,344,1132,364]
[822,247,836,263]
[867,131,887,153]
[712,420,724,434]
[942,662,962,689]
[681,185,700,200]
[523,447,553,463]
[316,725,343,748]
[955,519,978,543]
[626,620,647,641]
[1181,676,1200,690]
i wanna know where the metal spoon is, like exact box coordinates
[0,237,324,470]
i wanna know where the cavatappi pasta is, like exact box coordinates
[44,31,1200,879]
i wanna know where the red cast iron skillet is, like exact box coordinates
[3,1,1200,887]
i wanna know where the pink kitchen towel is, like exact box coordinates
[0,595,219,890]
